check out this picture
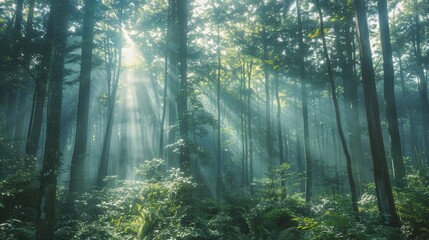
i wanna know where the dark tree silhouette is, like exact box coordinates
[35,0,69,238]
[354,0,400,227]
[70,0,96,193]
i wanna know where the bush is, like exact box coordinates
[396,170,429,240]
[0,219,35,240]
[0,136,38,237]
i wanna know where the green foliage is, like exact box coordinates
[247,203,299,239]
[1,152,428,240]
[135,158,165,182]
[0,136,38,222]
[253,163,303,203]
[66,161,205,239]
[165,139,211,164]
[295,197,401,240]
[71,222,122,240]
[0,136,38,239]
[395,170,429,239]
[0,219,35,240]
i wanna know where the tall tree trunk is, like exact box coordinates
[240,63,247,188]
[159,2,171,159]
[35,0,68,239]
[377,0,405,187]
[354,0,400,227]
[397,49,419,165]
[97,1,123,187]
[337,15,367,189]
[275,71,286,194]
[166,0,180,168]
[26,10,54,156]
[275,71,285,166]
[15,0,36,153]
[97,59,121,186]
[25,79,47,156]
[69,0,96,193]
[216,21,222,201]
[247,60,254,193]
[23,0,35,66]
[413,14,429,166]
[316,3,359,220]
[5,0,24,141]
[177,0,190,174]
[297,0,312,202]
[14,89,29,152]
[262,29,273,172]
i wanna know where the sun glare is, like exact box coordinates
[122,31,143,67]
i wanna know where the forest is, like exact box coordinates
[1,0,429,239]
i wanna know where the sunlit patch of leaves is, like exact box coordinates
[252,163,304,204]
[135,158,165,182]
[165,139,211,164]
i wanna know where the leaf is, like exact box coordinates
[308,29,320,39]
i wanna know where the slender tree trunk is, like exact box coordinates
[177,0,190,174]
[297,0,312,202]
[5,91,17,141]
[166,0,180,168]
[377,0,405,187]
[97,1,123,186]
[24,0,35,65]
[316,3,359,219]
[275,71,285,166]
[14,0,36,152]
[337,16,366,189]
[275,71,286,194]
[26,3,55,156]
[69,0,96,193]
[397,50,419,165]
[159,3,171,159]
[25,79,47,156]
[35,1,68,239]
[5,0,24,141]
[262,29,273,171]
[247,60,254,193]
[216,22,222,201]
[240,63,246,187]
[14,88,30,152]
[159,56,168,158]
[354,0,400,227]
[413,15,429,166]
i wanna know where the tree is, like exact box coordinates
[332,3,368,189]
[216,15,222,201]
[26,3,55,156]
[262,28,274,170]
[14,0,36,152]
[69,0,96,193]
[413,13,429,166]
[5,0,24,141]
[315,1,359,219]
[296,0,312,202]
[177,0,190,175]
[354,0,400,227]
[159,2,171,159]
[97,0,124,187]
[166,0,180,168]
[377,0,406,187]
[274,71,285,174]
[35,0,69,238]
